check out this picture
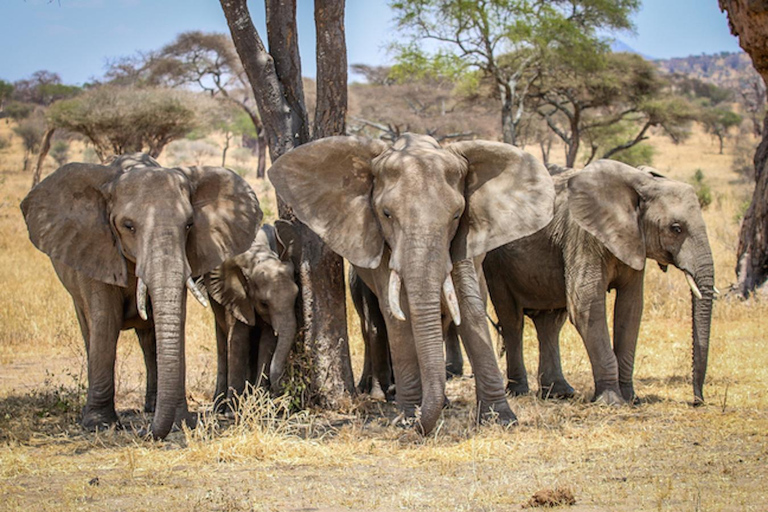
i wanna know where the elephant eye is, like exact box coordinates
[123,220,135,233]
[453,211,461,221]
[382,208,392,219]
[671,223,682,234]
[186,220,194,231]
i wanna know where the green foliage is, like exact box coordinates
[48,86,211,161]
[0,79,13,105]
[50,140,70,166]
[690,169,713,209]
[3,101,34,121]
[700,105,742,153]
[388,43,468,84]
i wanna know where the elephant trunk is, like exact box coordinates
[269,314,298,392]
[690,249,714,406]
[142,252,189,440]
[402,243,448,435]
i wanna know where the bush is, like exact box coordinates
[50,140,70,166]
[691,169,712,209]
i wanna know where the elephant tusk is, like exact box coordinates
[186,277,209,308]
[442,274,461,326]
[388,270,406,321]
[713,285,721,296]
[136,278,148,321]
[684,272,703,300]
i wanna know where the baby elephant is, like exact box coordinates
[206,221,300,408]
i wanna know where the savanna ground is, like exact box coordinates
[0,120,767,511]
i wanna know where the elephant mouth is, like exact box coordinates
[387,269,461,325]
[135,276,208,321]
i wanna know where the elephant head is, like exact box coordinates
[567,160,714,404]
[206,221,301,391]
[21,157,262,438]
[269,133,554,433]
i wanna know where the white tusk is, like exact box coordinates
[713,285,720,296]
[388,270,406,321]
[442,274,461,326]
[684,272,703,300]
[136,278,148,321]
[186,277,209,308]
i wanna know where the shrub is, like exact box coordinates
[691,169,712,209]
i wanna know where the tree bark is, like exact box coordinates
[220,0,354,406]
[720,0,768,295]
[31,127,55,189]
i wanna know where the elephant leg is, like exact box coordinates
[531,309,573,399]
[486,278,528,395]
[226,320,251,402]
[256,328,277,389]
[135,327,158,413]
[568,271,623,405]
[613,273,644,404]
[453,258,517,425]
[211,301,229,412]
[81,289,123,431]
[444,320,463,379]
[362,287,393,400]
[351,274,374,394]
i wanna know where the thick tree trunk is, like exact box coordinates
[720,0,768,295]
[220,0,354,407]
[500,87,517,146]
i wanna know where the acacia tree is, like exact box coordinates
[107,32,270,178]
[532,52,697,167]
[719,0,768,295]
[390,0,639,145]
[220,0,355,407]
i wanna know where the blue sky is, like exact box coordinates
[0,0,743,86]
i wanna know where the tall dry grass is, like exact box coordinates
[0,120,766,510]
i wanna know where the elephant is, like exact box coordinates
[206,221,300,407]
[482,160,714,405]
[268,133,555,434]
[21,154,262,439]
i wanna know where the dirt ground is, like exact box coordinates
[1,122,767,511]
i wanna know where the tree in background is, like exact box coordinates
[47,86,210,162]
[12,110,47,171]
[390,0,639,145]
[107,31,269,178]
[0,80,13,113]
[719,0,768,296]
[13,70,80,106]
[220,0,355,408]
[701,106,742,154]
[531,51,697,167]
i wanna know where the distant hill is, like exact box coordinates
[654,51,759,90]
[610,39,656,61]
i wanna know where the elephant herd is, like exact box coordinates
[20,134,714,440]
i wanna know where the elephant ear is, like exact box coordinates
[268,136,389,269]
[274,219,302,267]
[20,163,128,286]
[180,166,262,277]
[448,141,555,260]
[567,160,646,271]
[205,259,256,326]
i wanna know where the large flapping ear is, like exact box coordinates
[268,136,389,269]
[205,259,257,326]
[448,141,555,260]
[274,219,302,268]
[180,166,262,277]
[567,159,646,271]
[20,163,128,286]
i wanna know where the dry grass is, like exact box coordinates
[0,120,767,511]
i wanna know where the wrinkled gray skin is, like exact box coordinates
[350,266,465,401]
[269,134,555,434]
[206,221,300,406]
[21,154,261,439]
[483,160,714,405]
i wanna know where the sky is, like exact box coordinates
[0,0,744,86]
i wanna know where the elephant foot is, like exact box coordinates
[82,406,119,432]
[478,399,518,427]
[369,379,387,401]
[592,386,626,406]
[506,379,530,397]
[445,363,463,380]
[144,396,157,413]
[174,409,198,431]
[620,382,639,405]
[539,379,575,400]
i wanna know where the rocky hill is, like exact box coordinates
[654,51,760,90]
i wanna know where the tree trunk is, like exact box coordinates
[31,127,55,189]
[565,108,581,167]
[220,0,354,407]
[720,0,768,295]
[500,85,517,145]
[256,128,268,178]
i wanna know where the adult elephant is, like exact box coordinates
[269,134,555,434]
[483,160,714,405]
[21,154,261,439]
[206,221,300,406]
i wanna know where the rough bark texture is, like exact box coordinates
[220,0,354,407]
[31,127,55,189]
[720,0,768,295]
